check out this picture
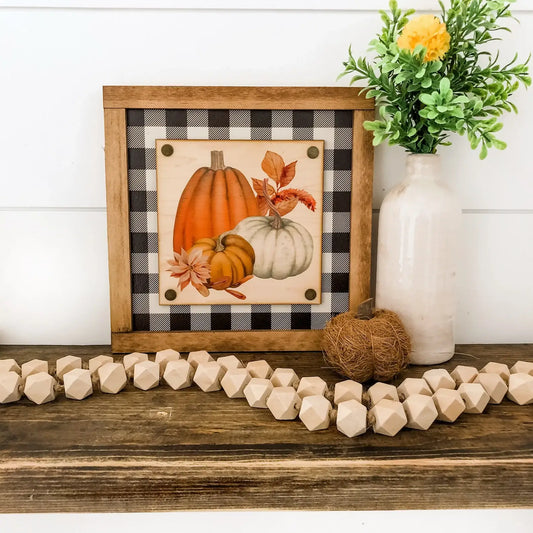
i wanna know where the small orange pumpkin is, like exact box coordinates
[188,233,255,293]
[173,151,259,253]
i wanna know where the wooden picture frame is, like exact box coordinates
[103,86,374,353]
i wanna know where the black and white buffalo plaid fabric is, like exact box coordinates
[126,109,352,332]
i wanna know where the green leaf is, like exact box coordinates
[480,143,488,160]
[439,77,451,95]
[420,93,435,106]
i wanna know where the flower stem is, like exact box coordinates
[262,179,283,230]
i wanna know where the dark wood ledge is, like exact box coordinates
[0,344,531,512]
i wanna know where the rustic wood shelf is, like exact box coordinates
[0,344,531,512]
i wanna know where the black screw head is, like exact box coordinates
[165,289,177,301]
[307,146,319,159]
[305,289,317,301]
[161,144,174,157]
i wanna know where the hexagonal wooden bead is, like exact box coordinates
[367,382,399,406]
[270,368,299,388]
[423,369,456,393]
[217,355,243,372]
[88,355,114,374]
[64,368,93,400]
[403,394,438,430]
[474,373,507,404]
[21,359,48,380]
[457,382,490,414]
[98,362,127,394]
[246,360,273,379]
[134,360,160,391]
[297,376,328,399]
[155,349,181,374]
[397,378,432,401]
[432,389,465,422]
[187,350,214,370]
[510,361,533,376]
[163,359,194,390]
[193,361,225,392]
[56,355,82,380]
[334,380,363,404]
[450,365,479,385]
[507,373,533,405]
[244,378,273,408]
[0,371,23,404]
[368,399,407,437]
[336,400,367,438]
[24,372,57,405]
[0,359,21,375]
[480,362,510,384]
[221,368,251,399]
[266,386,302,420]
[299,395,333,431]
[123,352,148,377]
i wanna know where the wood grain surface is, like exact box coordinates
[0,345,531,512]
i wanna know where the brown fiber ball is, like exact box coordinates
[322,309,411,383]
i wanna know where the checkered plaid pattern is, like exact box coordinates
[127,109,352,332]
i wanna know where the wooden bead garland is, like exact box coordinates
[0,351,532,440]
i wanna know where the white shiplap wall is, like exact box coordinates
[0,1,532,345]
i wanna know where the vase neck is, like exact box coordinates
[405,154,441,183]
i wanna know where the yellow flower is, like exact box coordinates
[397,14,450,62]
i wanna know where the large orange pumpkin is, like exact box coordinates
[188,233,255,291]
[173,151,259,253]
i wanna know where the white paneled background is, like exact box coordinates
[0,0,532,347]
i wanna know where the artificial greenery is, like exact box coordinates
[339,0,530,158]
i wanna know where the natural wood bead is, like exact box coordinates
[403,394,438,430]
[432,389,465,423]
[423,369,456,393]
[155,349,181,375]
[368,399,407,437]
[63,368,93,401]
[246,360,273,379]
[474,373,507,404]
[98,362,127,394]
[510,361,533,376]
[297,376,328,399]
[123,352,149,378]
[187,350,214,370]
[243,377,273,408]
[367,382,399,406]
[88,355,114,374]
[216,355,244,372]
[299,395,333,431]
[221,368,251,399]
[457,383,490,414]
[21,359,48,380]
[336,399,367,438]
[0,371,23,404]
[193,361,225,392]
[450,365,479,385]
[133,361,160,391]
[55,355,82,380]
[0,359,21,375]
[507,373,533,406]
[266,386,302,420]
[480,362,511,384]
[270,368,299,388]
[163,359,194,390]
[24,372,57,405]
[397,378,432,401]
[334,380,363,404]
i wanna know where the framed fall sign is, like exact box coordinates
[103,86,374,353]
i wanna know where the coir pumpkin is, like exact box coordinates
[173,151,259,253]
[188,233,255,291]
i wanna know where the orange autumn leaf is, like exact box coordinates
[261,150,285,185]
[272,196,299,216]
[252,177,275,198]
[276,188,317,212]
[279,161,297,188]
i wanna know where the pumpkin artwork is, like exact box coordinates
[232,179,314,280]
[188,233,255,300]
[173,151,259,253]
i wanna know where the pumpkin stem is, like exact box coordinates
[262,178,283,230]
[211,150,225,170]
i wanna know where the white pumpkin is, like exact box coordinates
[232,216,314,280]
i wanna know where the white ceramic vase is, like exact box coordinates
[375,154,462,365]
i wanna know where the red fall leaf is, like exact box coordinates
[279,161,297,188]
[276,188,317,212]
[261,151,285,185]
